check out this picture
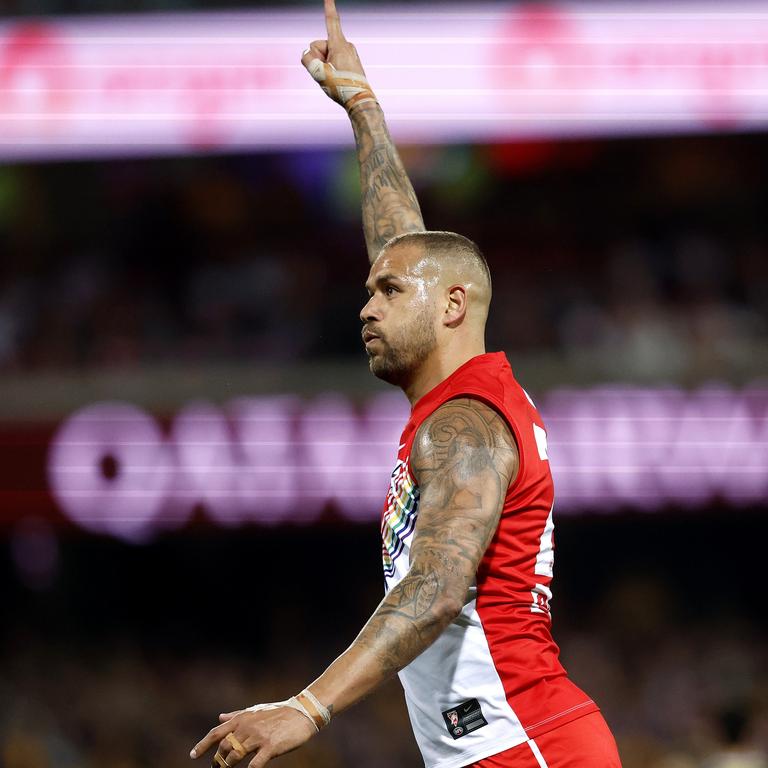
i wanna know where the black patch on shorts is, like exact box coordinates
[441,698,488,740]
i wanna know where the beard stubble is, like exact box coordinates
[367,305,437,387]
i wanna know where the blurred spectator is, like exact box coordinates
[701,707,768,768]
[0,134,766,383]
[2,609,766,768]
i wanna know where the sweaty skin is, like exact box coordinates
[190,3,517,767]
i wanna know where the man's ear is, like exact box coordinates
[444,284,467,328]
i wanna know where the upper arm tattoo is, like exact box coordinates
[349,398,517,679]
[409,398,519,600]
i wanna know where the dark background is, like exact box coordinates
[1,2,768,766]
[3,514,767,767]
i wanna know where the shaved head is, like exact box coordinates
[380,230,492,324]
[382,231,491,286]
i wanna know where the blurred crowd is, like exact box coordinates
[2,602,766,768]
[1,513,766,768]
[0,133,766,383]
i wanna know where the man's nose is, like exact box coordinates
[360,296,380,323]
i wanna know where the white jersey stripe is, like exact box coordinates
[533,504,555,578]
[397,597,529,768]
[527,739,550,768]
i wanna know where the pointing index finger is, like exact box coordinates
[325,0,345,42]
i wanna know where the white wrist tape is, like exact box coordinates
[297,688,332,729]
[246,688,331,732]
[307,60,377,112]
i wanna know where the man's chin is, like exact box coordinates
[368,356,388,381]
[368,355,408,387]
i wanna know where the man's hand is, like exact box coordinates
[301,0,376,112]
[190,706,316,768]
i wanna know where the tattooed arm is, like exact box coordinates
[301,0,425,263]
[190,398,518,765]
[350,103,425,264]
[308,398,518,709]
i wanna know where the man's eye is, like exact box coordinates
[385,286,396,296]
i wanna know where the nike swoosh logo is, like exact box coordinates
[463,704,473,712]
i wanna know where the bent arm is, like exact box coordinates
[308,398,518,713]
[189,399,519,765]
[350,100,425,264]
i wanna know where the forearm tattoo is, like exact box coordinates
[351,103,425,263]
[354,399,519,678]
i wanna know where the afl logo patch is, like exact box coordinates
[441,699,488,740]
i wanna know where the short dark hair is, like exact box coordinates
[383,230,491,290]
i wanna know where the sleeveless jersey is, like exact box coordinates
[381,352,598,768]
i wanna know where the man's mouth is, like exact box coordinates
[362,329,381,345]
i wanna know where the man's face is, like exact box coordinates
[360,244,439,387]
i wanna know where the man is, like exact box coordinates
[191,2,622,766]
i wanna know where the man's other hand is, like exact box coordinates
[190,706,316,768]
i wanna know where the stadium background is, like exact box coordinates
[1,1,767,767]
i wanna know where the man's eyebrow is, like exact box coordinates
[365,273,404,293]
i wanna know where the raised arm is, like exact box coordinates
[301,0,425,263]
[190,399,518,767]
[350,103,425,264]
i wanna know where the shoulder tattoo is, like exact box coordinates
[408,398,519,570]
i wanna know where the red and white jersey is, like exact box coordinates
[381,352,598,768]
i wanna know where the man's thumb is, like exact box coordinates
[301,40,329,69]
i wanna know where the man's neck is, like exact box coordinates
[402,346,486,406]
